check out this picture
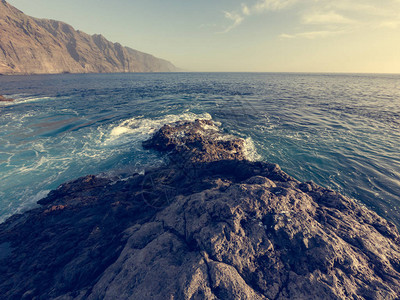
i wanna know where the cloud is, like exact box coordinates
[378,20,400,29]
[280,30,344,39]
[219,11,244,33]
[252,0,298,13]
[221,0,297,33]
[279,33,295,39]
[301,11,355,25]
[324,1,396,17]
[219,0,400,36]
[241,4,250,16]
[283,0,400,38]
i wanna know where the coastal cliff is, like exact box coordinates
[0,0,178,74]
[0,119,399,299]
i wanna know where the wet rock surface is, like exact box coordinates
[1,120,400,299]
[142,119,247,164]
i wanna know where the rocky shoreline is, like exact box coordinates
[1,119,399,299]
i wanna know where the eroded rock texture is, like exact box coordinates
[0,1,177,74]
[1,120,399,299]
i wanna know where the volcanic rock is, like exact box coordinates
[0,1,178,74]
[0,119,399,299]
[142,119,247,164]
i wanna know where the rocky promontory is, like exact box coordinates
[1,119,400,299]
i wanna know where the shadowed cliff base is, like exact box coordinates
[0,119,399,299]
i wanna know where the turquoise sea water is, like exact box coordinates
[0,73,399,227]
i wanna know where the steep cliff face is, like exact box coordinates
[0,119,399,299]
[0,0,177,74]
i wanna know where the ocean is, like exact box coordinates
[0,73,399,227]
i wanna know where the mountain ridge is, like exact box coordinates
[0,0,178,74]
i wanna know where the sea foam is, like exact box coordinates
[105,112,212,146]
[105,112,260,161]
[0,95,52,106]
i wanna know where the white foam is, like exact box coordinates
[105,112,261,162]
[0,111,263,223]
[30,189,51,202]
[200,122,220,132]
[0,96,52,106]
[243,137,262,162]
[18,96,51,103]
[110,126,133,137]
[18,156,50,174]
[104,112,212,146]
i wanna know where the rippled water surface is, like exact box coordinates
[0,73,399,226]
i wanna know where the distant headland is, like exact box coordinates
[0,0,178,75]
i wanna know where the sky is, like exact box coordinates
[6,0,400,73]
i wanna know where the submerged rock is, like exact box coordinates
[1,120,399,299]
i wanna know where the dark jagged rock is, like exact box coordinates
[0,95,13,102]
[143,119,247,164]
[1,120,400,299]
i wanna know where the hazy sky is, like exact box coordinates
[7,0,400,73]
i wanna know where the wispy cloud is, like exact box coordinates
[219,11,244,33]
[252,0,298,13]
[241,4,251,16]
[301,11,355,25]
[324,1,396,18]
[280,30,345,39]
[219,0,400,37]
[379,20,400,29]
[221,0,297,33]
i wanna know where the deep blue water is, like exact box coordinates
[0,73,399,227]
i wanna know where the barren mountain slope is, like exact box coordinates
[0,0,177,74]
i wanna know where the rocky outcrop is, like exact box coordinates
[142,119,248,164]
[0,1,178,74]
[1,120,400,299]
